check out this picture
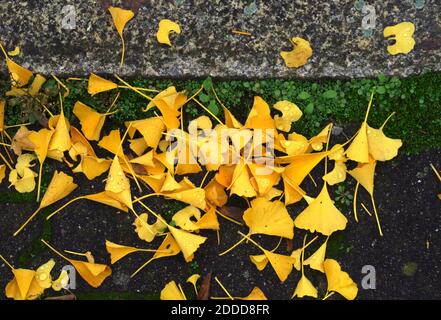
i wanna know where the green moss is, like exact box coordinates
[2,73,441,155]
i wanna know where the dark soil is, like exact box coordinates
[0,132,440,300]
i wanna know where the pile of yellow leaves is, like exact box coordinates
[0,26,404,300]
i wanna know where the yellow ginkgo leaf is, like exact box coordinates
[98,129,121,155]
[195,207,220,230]
[42,240,111,288]
[130,150,155,167]
[11,126,34,156]
[28,128,54,201]
[304,238,328,273]
[130,233,181,278]
[40,171,77,208]
[28,74,46,97]
[240,287,267,300]
[346,93,374,163]
[348,157,376,196]
[243,197,294,239]
[322,161,347,185]
[238,232,294,282]
[346,122,369,163]
[0,164,6,184]
[250,254,269,271]
[273,100,302,132]
[248,163,283,196]
[105,157,132,210]
[73,155,111,180]
[264,250,295,282]
[128,117,165,149]
[144,87,187,129]
[6,269,44,300]
[0,255,45,300]
[48,112,71,155]
[0,42,33,87]
[204,179,228,207]
[9,167,37,193]
[35,259,55,289]
[105,240,159,264]
[245,96,276,130]
[280,37,313,68]
[73,101,107,141]
[156,19,181,46]
[70,126,96,157]
[52,270,69,291]
[160,281,186,300]
[383,22,415,55]
[88,73,118,96]
[324,259,358,300]
[186,274,200,294]
[161,171,183,192]
[7,46,20,56]
[294,183,348,236]
[10,148,32,172]
[223,106,243,128]
[133,213,166,243]
[165,188,207,210]
[367,122,402,161]
[168,226,207,262]
[108,6,135,66]
[230,161,257,198]
[309,123,332,152]
[14,171,77,236]
[292,274,318,299]
[172,206,201,232]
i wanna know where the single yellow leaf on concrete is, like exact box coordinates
[324,259,358,300]
[108,6,135,66]
[383,22,415,55]
[280,37,313,68]
[156,19,181,46]
[5,269,44,300]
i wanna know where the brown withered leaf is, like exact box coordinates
[285,239,294,252]
[219,206,245,224]
[197,271,212,300]
[45,294,77,300]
